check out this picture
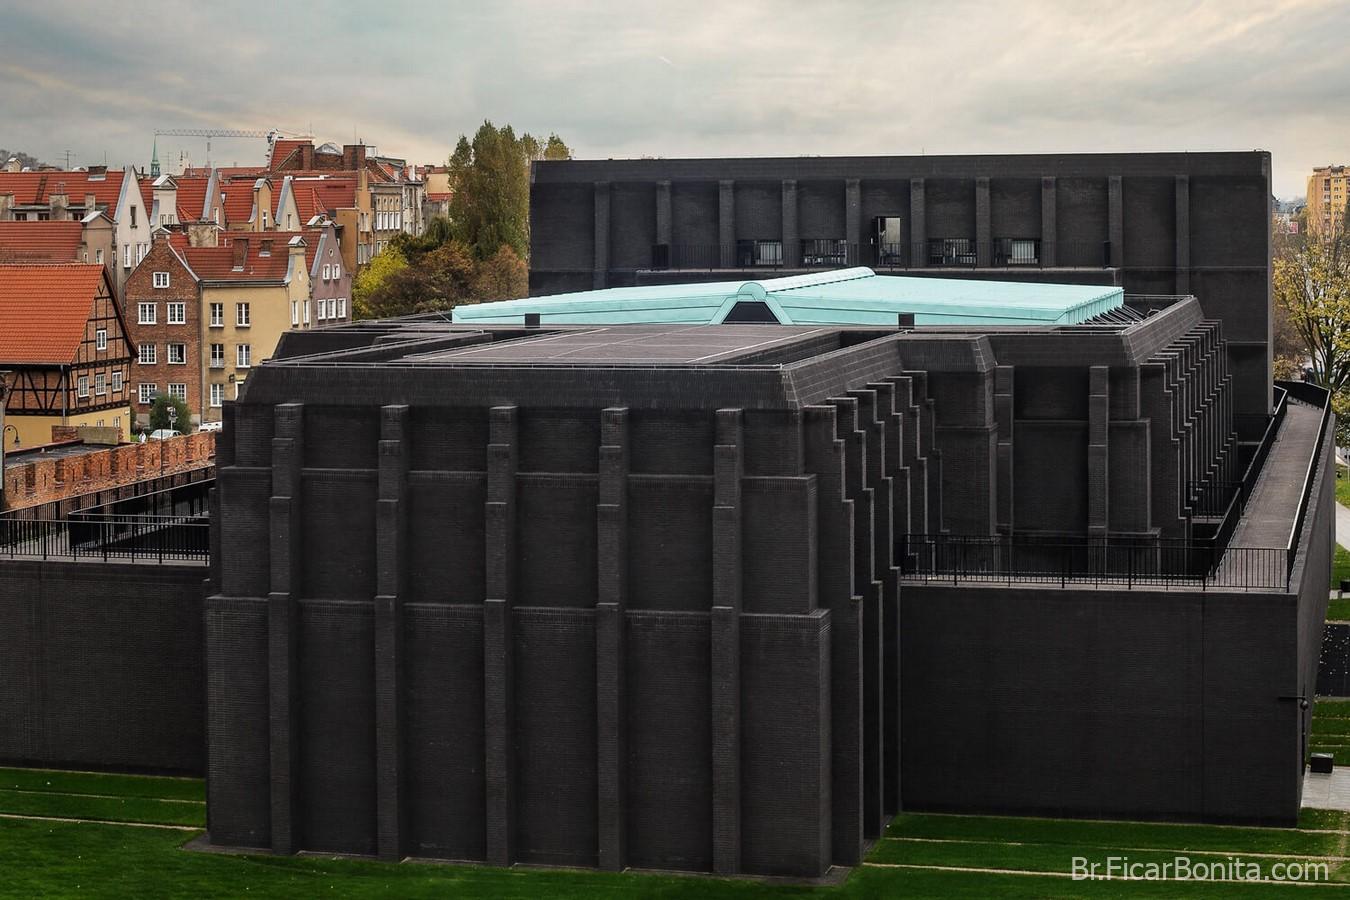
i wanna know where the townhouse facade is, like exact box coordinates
[0,264,132,447]
[0,216,115,270]
[124,237,203,428]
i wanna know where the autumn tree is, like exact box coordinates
[1274,216,1350,392]
[359,241,477,319]
[352,245,408,319]
[470,245,528,302]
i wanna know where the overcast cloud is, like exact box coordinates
[1,0,1345,196]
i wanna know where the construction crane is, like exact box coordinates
[153,128,298,167]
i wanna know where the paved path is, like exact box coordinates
[1215,401,1324,588]
[1304,767,1350,812]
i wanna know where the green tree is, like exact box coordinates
[148,393,190,433]
[361,240,478,319]
[352,246,408,319]
[446,122,570,262]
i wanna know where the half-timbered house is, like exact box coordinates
[0,264,132,447]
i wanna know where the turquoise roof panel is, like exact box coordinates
[451,267,1123,327]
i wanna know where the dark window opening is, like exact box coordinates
[722,301,781,323]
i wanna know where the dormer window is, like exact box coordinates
[153,271,170,289]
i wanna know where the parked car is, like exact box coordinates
[198,421,223,433]
[146,429,182,441]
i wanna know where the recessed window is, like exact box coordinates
[291,301,299,326]
[236,344,251,368]
[167,302,186,324]
[209,303,224,327]
[210,343,225,368]
[139,383,157,405]
[236,302,251,327]
[138,343,157,365]
[111,371,124,392]
[337,298,347,318]
[210,383,224,408]
[167,343,186,365]
[168,383,187,401]
[137,302,156,325]
[95,328,107,351]
[94,373,106,396]
[153,271,170,289]
[76,375,90,398]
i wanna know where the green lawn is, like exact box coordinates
[1336,470,1350,509]
[1329,545,1350,620]
[6,767,1350,897]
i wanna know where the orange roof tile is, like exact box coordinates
[0,264,107,364]
[0,221,85,263]
[0,170,125,211]
[180,231,313,282]
[269,139,311,170]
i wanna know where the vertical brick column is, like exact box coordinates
[712,408,743,875]
[655,180,672,248]
[803,404,862,866]
[484,406,518,867]
[909,179,926,268]
[845,179,861,262]
[596,407,628,871]
[1108,175,1124,267]
[1175,175,1191,295]
[719,180,736,268]
[375,405,408,861]
[593,181,610,290]
[782,180,799,269]
[1040,177,1057,267]
[975,177,992,267]
[994,366,1015,535]
[267,402,304,855]
[1088,366,1110,536]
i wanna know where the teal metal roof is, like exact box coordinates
[451,268,1123,327]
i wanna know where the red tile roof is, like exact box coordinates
[0,170,125,211]
[219,179,265,226]
[426,192,451,202]
[175,177,211,223]
[179,230,316,281]
[138,177,155,216]
[0,264,107,364]
[269,139,311,170]
[0,221,85,263]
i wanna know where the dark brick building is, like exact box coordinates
[528,152,1273,417]
[125,235,202,428]
[203,298,1330,877]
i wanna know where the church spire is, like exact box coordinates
[150,138,160,177]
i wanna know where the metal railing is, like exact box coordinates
[0,514,209,564]
[898,534,1288,591]
[1280,380,1332,578]
[648,240,1115,271]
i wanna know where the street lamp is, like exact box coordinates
[0,371,11,509]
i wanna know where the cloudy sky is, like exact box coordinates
[1,0,1345,197]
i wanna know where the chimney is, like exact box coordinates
[50,184,69,220]
[342,144,367,171]
[300,143,314,170]
[0,194,12,220]
[84,193,97,212]
[232,236,249,270]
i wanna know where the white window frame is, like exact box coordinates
[94,373,107,396]
[153,271,170,289]
[210,383,224,408]
[76,375,90,398]
[168,383,187,401]
[315,299,325,321]
[210,343,225,368]
[291,301,299,326]
[137,302,156,325]
[237,344,251,368]
[338,298,347,318]
[138,343,157,365]
[139,383,157,405]
[95,328,107,351]
[123,244,132,268]
[111,371,124,392]
[167,302,186,325]
[236,302,251,327]
[167,343,186,365]
[209,302,224,328]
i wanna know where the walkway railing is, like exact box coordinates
[898,534,1288,591]
[1281,380,1333,578]
[0,515,208,564]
